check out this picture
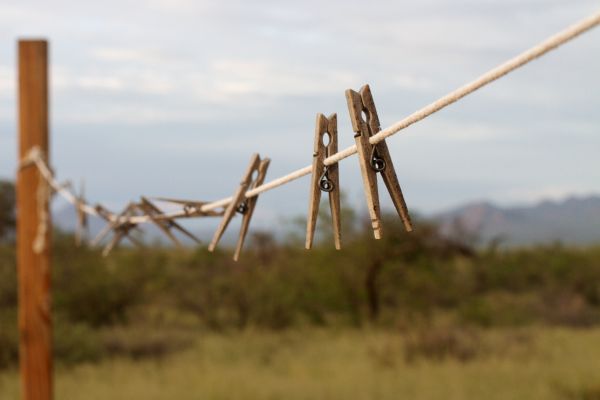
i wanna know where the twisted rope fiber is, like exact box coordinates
[25,10,600,226]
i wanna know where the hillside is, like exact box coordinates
[435,195,600,246]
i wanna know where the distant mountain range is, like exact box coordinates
[53,195,600,247]
[434,195,600,247]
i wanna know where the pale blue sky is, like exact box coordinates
[0,0,599,227]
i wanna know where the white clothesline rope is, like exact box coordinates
[21,9,600,228]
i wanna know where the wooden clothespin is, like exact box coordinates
[74,180,88,247]
[93,203,143,256]
[306,113,341,250]
[152,197,225,217]
[345,84,413,239]
[90,205,116,247]
[208,153,270,261]
[137,196,200,247]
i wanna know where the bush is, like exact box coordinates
[2,209,600,369]
[0,310,18,369]
[53,317,103,365]
[404,323,482,363]
[101,324,194,360]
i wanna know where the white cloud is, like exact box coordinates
[90,48,156,63]
[52,66,175,96]
[414,120,502,142]
[76,76,124,91]
[192,59,357,107]
[392,74,435,91]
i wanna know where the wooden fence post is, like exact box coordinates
[17,39,52,400]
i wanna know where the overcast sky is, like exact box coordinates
[0,0,599,228]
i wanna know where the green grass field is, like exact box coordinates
[2,327,600,400]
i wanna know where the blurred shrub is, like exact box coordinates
[538,291,600,327]
[0,246,16,309]
[0,310,18,369]
[562,384,600,400]
[459,293,540,327]
[1,204,600,369]
[404,324,482,363]
[53,316,103,365]
[101,324,194,361]
[0,180,15,242]
[52,233,163,327]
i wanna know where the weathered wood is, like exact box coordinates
[306,113,341,250]
[233,158,270,261]
[306,114,327,249]
[208,153,260,253]
[327,114,342,248]
[360,86,413,232]
[152,197,225,217]
[17,39,52,400]
[90,205,113,246]
[138,197,201,246]
[346,88,382,239]
[74,181,88,246]
[93,204,143,255]
[345,84,413,239]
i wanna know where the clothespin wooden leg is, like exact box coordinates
[359,86,413,232]
[208,153,261,253]
[370,140,412,232]
[91,223,111,246]
[75,180,88,246]
[139,197,201,247]
[169,222,201,244]
[91,205,116,246]
[233,158,270,261]
[102,222,143,256]
[98,203,143,256]
[346,89,383,239]
[121,226,144,247]
[306,114,327,249]
[306,113,341,250]
[119,203,145,248]
[326,114,341,249]
[346,84,413,238]
[138,197,182,247]
[102,230,124,256]
[75,206,88,246]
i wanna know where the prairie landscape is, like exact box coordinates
[1,1,599,399]
[2,188,600,399]
[2,328,600,400]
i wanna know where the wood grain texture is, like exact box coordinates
[360,86,413,232]
[152,197,225,217]
[208,153,260,253]
[138,198,182,247]
[17,39,52,400]
[326,114,341,249]
[233,157,270,261]
[305,114,327,249]
[139,197,201,246]
[74,183,88,246]
[305,113,341,249]
[90,205,114,246]
[345,88,382,239]
[346,85,413,238]
[101,203,143,256]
